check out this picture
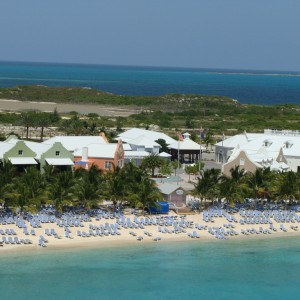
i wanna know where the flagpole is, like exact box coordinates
[199,126,203,175]
[177,138,180,169]
[199,135,201,174]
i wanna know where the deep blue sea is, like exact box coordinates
[1,237,300,300]
[1,61,300,105]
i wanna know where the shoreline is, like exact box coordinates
[1,211,300,255]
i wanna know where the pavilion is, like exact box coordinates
[168,133,204,163]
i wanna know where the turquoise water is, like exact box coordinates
[1,237,300,300]
[1,61,300,104]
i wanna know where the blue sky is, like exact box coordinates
[0,0,299,71]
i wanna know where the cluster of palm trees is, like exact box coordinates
[193,166,300,208]
[0,162,162,213]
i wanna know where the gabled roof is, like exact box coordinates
[73,143,118,159]
[168,137,203,150]
[159,152,172,157]
[122,144,132,151]
[0,142,15,158]
[7,138,52,159]
[124,150,150,158]
[129,135,160,148]
[117,128,176,145]
[43,136,107,152]
[215,133,262,148]
[156,182,184,195]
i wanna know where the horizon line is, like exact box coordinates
[1,60,300,74]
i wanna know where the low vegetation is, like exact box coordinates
[0,163,162,213]
[192,166,300,207]
[0,86,299,136]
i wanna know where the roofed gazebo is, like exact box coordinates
[168,133,204,163]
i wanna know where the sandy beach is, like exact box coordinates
[1,210,299,253]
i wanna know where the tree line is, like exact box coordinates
[193,166,300,208]
[0,162,162,213]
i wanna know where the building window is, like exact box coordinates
[55,151,60,156]
[240,158,245,166]
[263,140,272,147]
[18,150,23,156]
[284,141,293,149]
[105,161,111,169]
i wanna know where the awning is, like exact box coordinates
[9,157,38,165]
[74,160,88,165]
[46,158,74,166]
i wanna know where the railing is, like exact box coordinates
[264,129,300,136]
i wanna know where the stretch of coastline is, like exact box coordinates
[1,208,300,254]
[1,62,300,105]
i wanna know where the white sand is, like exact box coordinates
[0,211,299,253]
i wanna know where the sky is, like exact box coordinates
[0,0,300,71]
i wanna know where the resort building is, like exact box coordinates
[42,134,108,153]
[156,182,186,208]
[73,139,124,171]
[215,131,261,163]
[117,128,176,164]
[0,136,74,173]
[220,130,300,176]
[117,128,176,146]
[168,132,204,163]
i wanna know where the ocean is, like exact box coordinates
[1,237,300,300]
[0,61,300,105]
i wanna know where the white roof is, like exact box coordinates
[9,157,37,165]
[45,158,74,166]
[215,133,262,148]
[128,136,160,148]
[270,161,289,171]
[217,131,300,158]
[7,139,51,159]
[122,144,132,151]
[157,182,184,195]
[74,143,118,158]
[43,136,107,152]
[237,134,300,157]
[124,150,150,158]
[0,142,15,158]
[117,128,176,145]
[159,152,172,157]
[168,136,203,151]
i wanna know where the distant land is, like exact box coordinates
[0,85,299,134]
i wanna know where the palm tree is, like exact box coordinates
[129,176,162,214]
[102,169,127,211]
[203,131,214,152]
[159,161,172,179]
[47,171,75,211]
[193,168,221,209]
[75,176,101,208]
[141,154,163,177]
[220,166,248,205]
[247,167,273,200]
[277,171,300,203]
[185,165,194,181]
[35,112,51,141]
[21,111,37,139]
[171,160,181,176]
[20,167,45,200]
[73,165,103,208]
